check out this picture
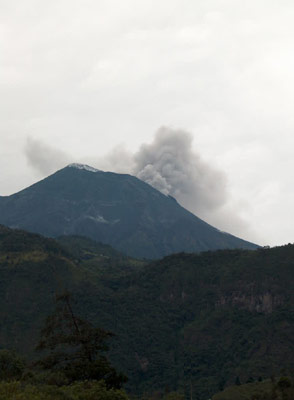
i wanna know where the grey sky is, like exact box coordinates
[1,0,294,246]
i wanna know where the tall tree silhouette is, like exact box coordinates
[36,291,127,388]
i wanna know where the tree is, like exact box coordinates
[35,292,127,388]
[235,376,241,386]
[0,349,24,381]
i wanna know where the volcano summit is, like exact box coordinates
[0,164,258,258]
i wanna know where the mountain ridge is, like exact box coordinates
[0,164,258,258]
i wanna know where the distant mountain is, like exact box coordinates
[0,164,258,258]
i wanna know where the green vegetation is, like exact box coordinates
[35,291,127,388]
[212,376,294,400]
[0,379,129,400]
[0,349,24,381]
[1,225,294,399]
[56,234,147,280]
[0,286,129,400]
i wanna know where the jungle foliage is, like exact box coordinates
[1,225,294,399]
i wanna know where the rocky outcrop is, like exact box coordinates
[216,290,284,313]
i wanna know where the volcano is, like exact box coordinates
[0,164,258,258]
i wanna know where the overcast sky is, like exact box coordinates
[1,0,294,247]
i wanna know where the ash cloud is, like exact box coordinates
[88,144,135,175]
[24,127,253,239]
[132,127,227,216]
[25,137,72,176]
[131,128,253,238]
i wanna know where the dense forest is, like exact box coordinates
[1,225,294,399]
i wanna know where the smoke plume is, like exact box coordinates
[132,127,227,216]
[24,127,253,238]
[25,137,72,176]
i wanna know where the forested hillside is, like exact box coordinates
[0,225,294,399]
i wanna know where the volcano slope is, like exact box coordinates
[0,164,257,259]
